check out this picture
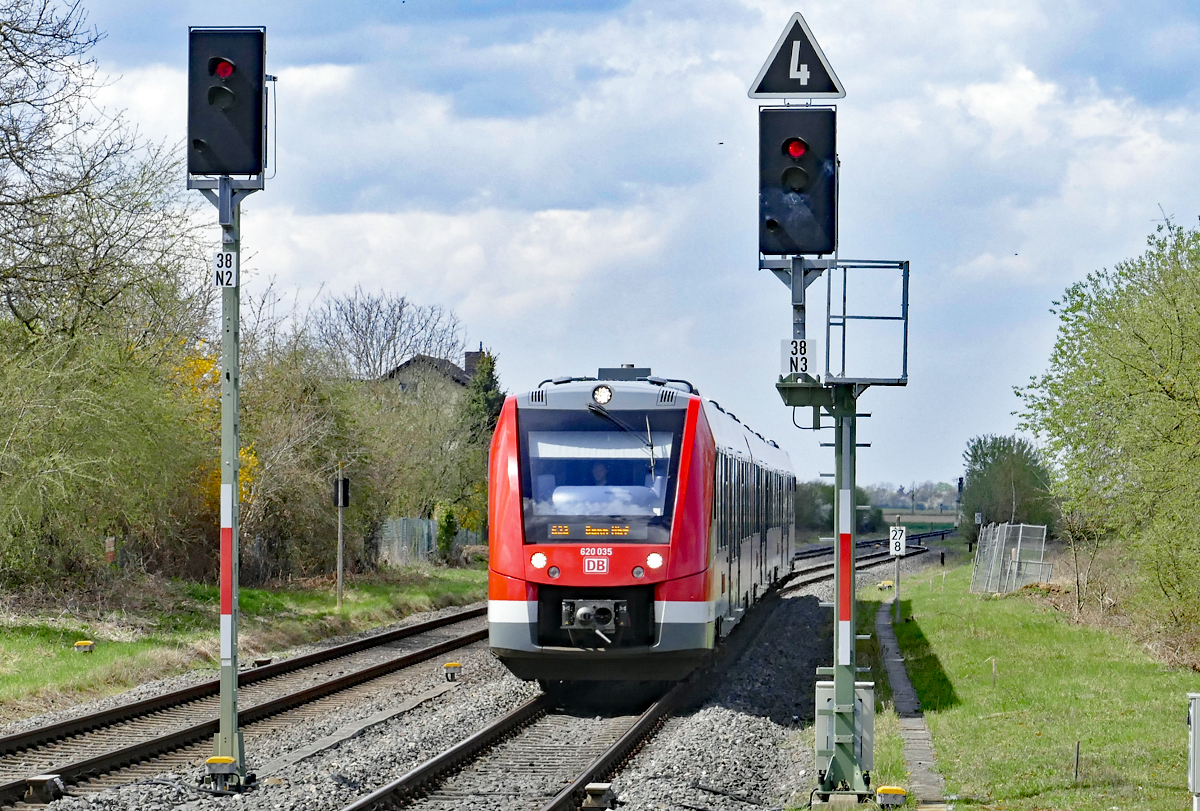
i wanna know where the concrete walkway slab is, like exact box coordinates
[876,600,947,809]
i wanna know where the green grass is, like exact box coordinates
[890,564,1197,810]
[0,565,487,722]
[855,587,910,794]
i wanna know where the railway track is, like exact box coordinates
[781,544,928,594]
[340,684,685,811]
[0,607,487,808]
[0,545,931,808]
[334,546,929,811]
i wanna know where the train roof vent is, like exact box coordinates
[657,388,676,406]
[528,389,547,406]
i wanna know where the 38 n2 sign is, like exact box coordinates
[781,338,811,375]
[213,250,238,288]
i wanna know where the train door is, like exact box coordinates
[756,465,766,590]
[736,458,748,614]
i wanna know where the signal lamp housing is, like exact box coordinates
[783,137,808,159]
[210,57,235,79]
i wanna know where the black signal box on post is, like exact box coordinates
[759,107,836,255]
[334,478,350,508]
[188,28,266,176]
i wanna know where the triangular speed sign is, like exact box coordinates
[748,13,845,99]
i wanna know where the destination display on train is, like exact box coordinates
[548,523,648,540]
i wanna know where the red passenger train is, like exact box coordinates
[488,367,796,682]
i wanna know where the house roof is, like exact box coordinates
[385,354,471,387]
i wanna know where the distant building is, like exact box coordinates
[384,346,485,396]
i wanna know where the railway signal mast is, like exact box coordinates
[749,13,910,805]
[187,26,271,792]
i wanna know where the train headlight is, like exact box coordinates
[646,553,663,569]
[548,566,560,578]
[592,385,613,405]
[531,552,547,569]
[632,566,645,578]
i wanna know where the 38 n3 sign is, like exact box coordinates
[213,250,238,288]
[781,338,811,375]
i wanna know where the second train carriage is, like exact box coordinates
[487,367,797,681]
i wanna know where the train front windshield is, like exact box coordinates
[519,408,686,543]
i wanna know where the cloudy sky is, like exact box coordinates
[86,0,1200,487]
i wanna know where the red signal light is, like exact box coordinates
[784,138,808,159]
[213,59,234,79]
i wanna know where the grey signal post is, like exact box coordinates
[770,255,908,802]
[187,25,269,791]
[195,174,258,788]
[335,467,349,609]
[752,15,909,801]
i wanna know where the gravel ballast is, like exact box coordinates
[37,552,943,810]
[612,550,941,811]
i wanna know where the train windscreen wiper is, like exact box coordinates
[586,403,657,478]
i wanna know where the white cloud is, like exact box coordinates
[93,64,184,146]
[244,202,672,325]
[90,0,1200,484]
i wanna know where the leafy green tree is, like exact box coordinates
[461,350,505,441]
[1020,221,1200,628]
[959,434,1055,542]
[435,501,458,563]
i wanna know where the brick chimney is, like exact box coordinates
[464,342,484,380]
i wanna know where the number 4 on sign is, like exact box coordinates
[890,525,907,557]
[213,250,238,288]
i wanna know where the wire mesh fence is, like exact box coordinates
[970,522,1053,594]
[378,517,482,566]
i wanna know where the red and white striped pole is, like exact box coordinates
[818,391,869,796]
[837,489,853,667]
[211,178,245,783]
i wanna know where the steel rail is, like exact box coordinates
[780,546,928,595]
[339,694,555,811]
[0,628,486,808]
[335,548,922,811]
[793,537,889,562]
[0,605,485,759]
[538,681,688,811]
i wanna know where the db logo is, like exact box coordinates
[583,558,609,574]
